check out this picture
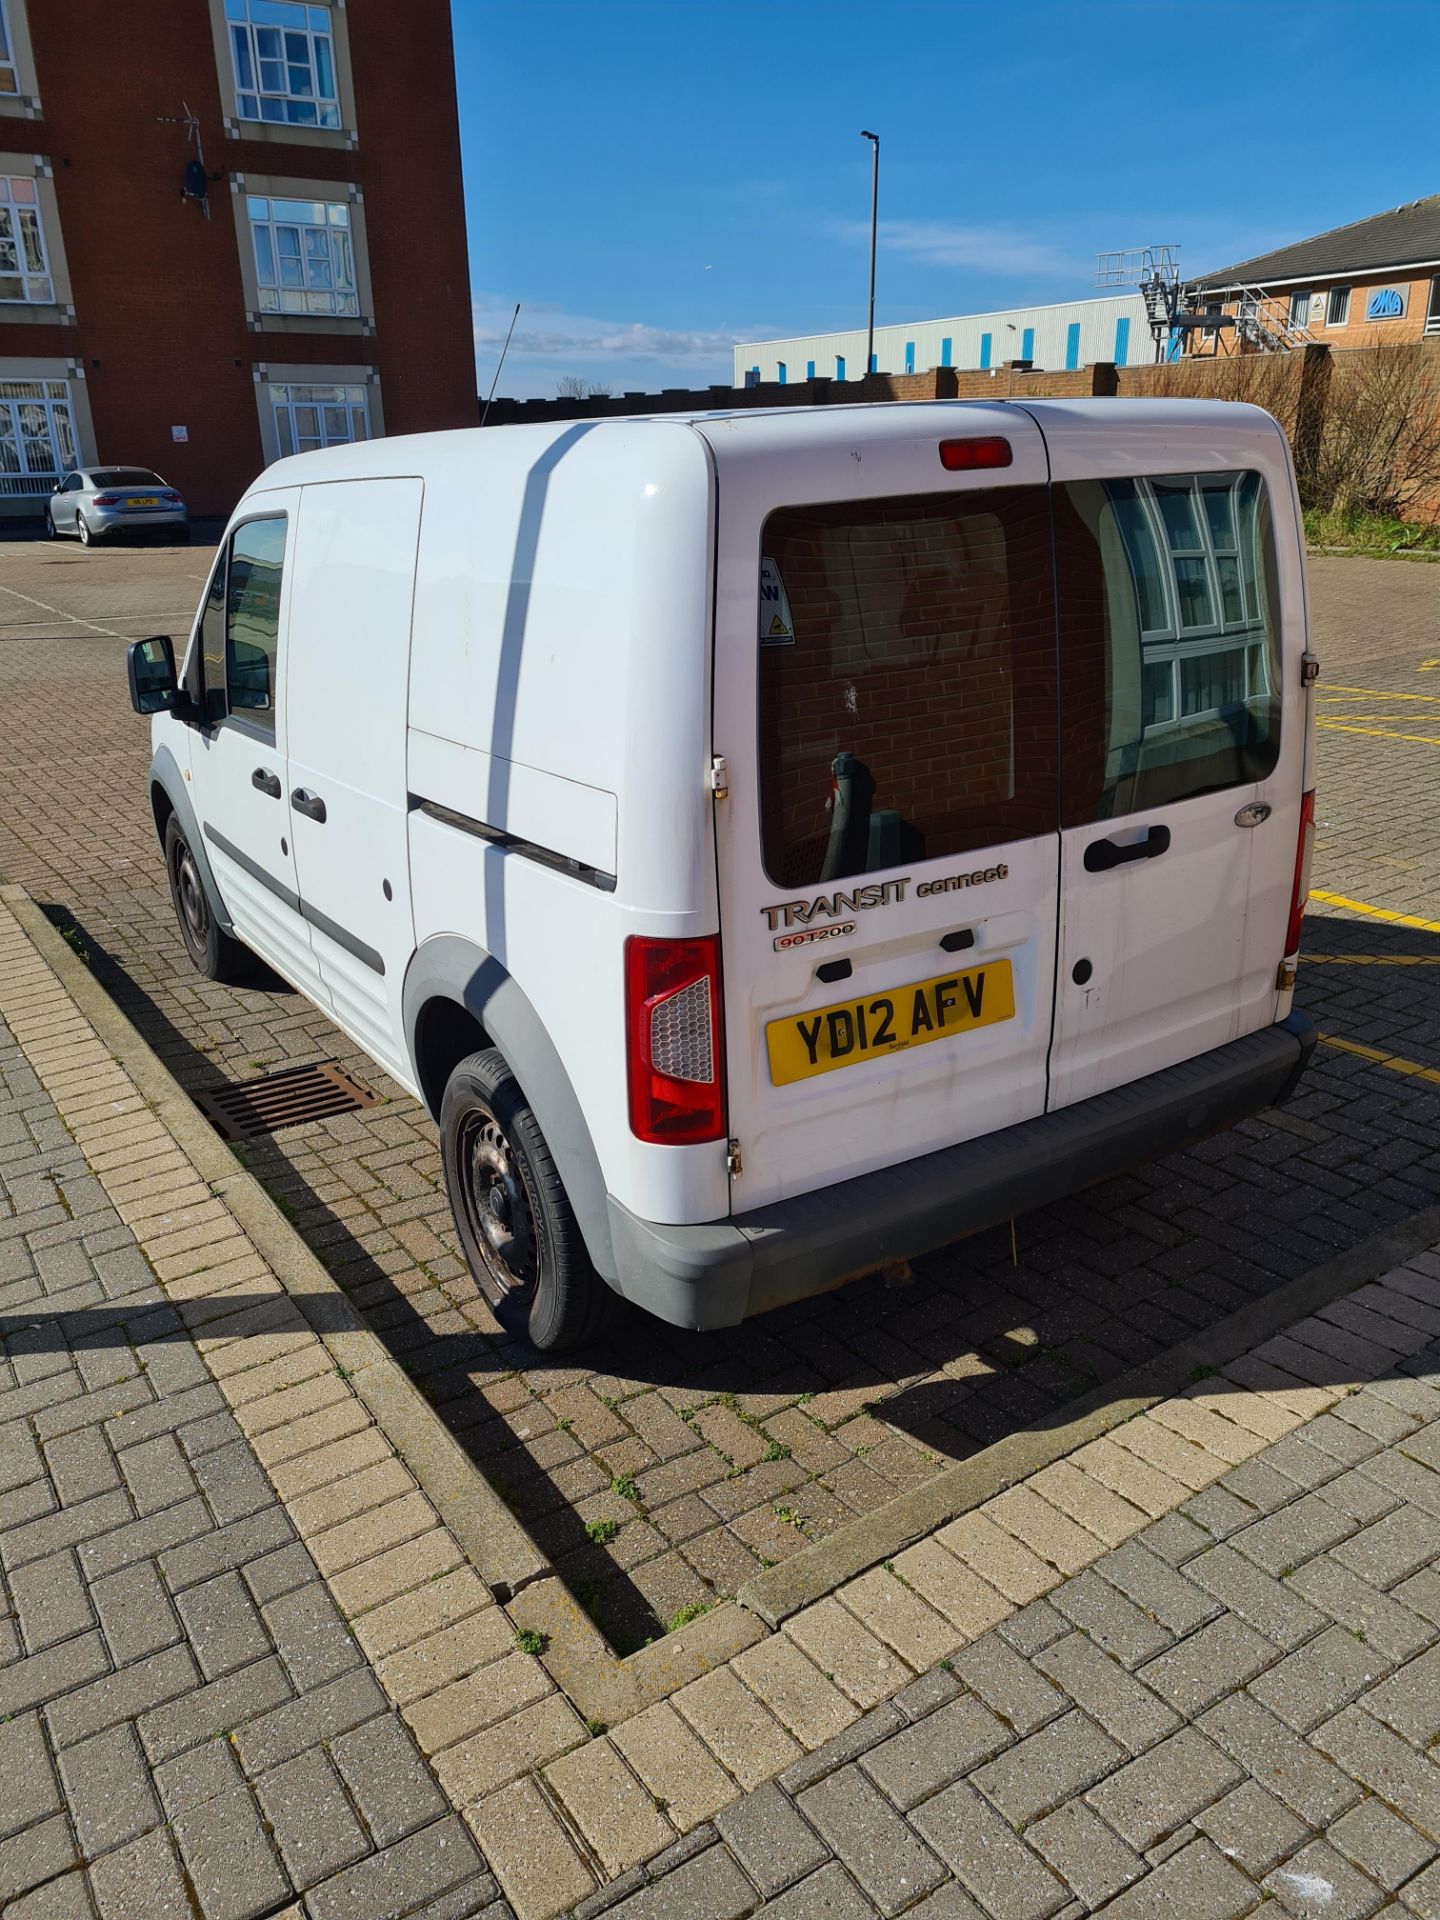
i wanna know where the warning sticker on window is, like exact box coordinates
[759,555,796,646]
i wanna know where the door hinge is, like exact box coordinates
[708,755,729,800]
[726,1137,743,1176]
[1300,651,1321,687]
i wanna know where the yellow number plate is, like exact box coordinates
[766,959,1015,1086]
[128,496,159,507]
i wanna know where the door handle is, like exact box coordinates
[251,767,282,799]
[290,788,327,824]
[1083,825,1171,872]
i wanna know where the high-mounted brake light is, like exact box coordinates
[1285,789,1316,958]
[939,436,1012,472]
[625,935,726,1145]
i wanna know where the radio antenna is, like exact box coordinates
[480,303,521,426]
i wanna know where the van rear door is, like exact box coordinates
[1036,407,1307,1109]
[704,407,1060,1214]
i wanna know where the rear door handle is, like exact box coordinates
[251,767,281,799]
[290,788,327,824]
[1083,825,1171,872]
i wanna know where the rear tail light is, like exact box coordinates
[161,491,182,504]
[1285,789,1316,957]
[939,436,1012,472]
[91,494,120,506]
[625,935,726,1144]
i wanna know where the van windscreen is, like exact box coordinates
[1055,469,1282,823]
[757,487,1058,889]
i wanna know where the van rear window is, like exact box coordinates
[757,488,1058,889]
[1055,470,1282,822]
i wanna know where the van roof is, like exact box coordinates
[249,398,1279,492]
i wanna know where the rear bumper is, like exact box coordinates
[92,509,188,534]
[606,1011,1318,1332]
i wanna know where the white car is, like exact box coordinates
[127,400,1318,1350]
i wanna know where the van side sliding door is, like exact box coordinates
[1038,412,1306,1109]
[284,477,424,1089]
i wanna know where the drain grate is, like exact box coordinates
[193,1061,381,1141]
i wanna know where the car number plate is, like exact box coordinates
[127,496,159,507]
[766,959,1015,1086]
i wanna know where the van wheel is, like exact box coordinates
[163,816,246,983]
[441,1048,610,1352]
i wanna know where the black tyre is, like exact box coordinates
[441,1047,611,1352]
[163,815,246,983]
[44,509,57,540]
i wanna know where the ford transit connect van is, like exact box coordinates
[128,400,1317,1350]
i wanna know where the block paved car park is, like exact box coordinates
[1,532,1438,1664]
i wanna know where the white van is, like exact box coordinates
[127,400,1317,1350]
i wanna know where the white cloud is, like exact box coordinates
[473,296,751,368]
[840,220,1081,278]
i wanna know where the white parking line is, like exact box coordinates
[0,579,125,639]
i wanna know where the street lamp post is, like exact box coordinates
[861,130,879,381]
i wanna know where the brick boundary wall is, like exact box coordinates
[481,342,1440,522]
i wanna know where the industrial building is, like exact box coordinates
[0,0,473,519]
[733,292,1152,387]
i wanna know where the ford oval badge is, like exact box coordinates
[1235,801,1272,828]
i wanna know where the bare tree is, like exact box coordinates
[1309,341,1440,520]
[555,375,612,400]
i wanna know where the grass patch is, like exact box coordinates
[762,1440,791,1463]
[1303,506,1440,556]
[667,1600,714,1633]
[610,1473,641,1506]
[585,1517,619,1546]
[513,1629,547,1656]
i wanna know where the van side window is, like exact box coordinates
[1056,470,1281,823]
[198,554,228,726]
[223,516,287,743]
[757,488,1058,888]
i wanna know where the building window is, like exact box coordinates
[270,380,368,456]
[1427,277,1440,339]
[0,379,76,495]
[0,177,51,302]
[1288,290,1310,328]
[0,1,18,95]
[1326,286,1350,327]
[226,0,340,129]
[248,195,356,316]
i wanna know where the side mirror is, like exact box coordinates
[126,634,179,714]
[229,639,272,711]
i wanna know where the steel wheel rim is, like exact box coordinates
[173,840,208,955]
[457,1107,536,1304]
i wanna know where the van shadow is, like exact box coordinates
[35,903,1440,1656]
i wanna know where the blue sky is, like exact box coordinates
[455,0,1440,400]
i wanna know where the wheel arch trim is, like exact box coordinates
[149,745,236,936]
[402,934,617,1282]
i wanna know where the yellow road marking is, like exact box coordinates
[1309,891,1440,935]
[1305,954,1440,966]
[1320,1033,1440,1087]
[1316,719,1440,748]
[1319,682,1440,703]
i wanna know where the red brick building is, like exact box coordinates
[0,0,474,519]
